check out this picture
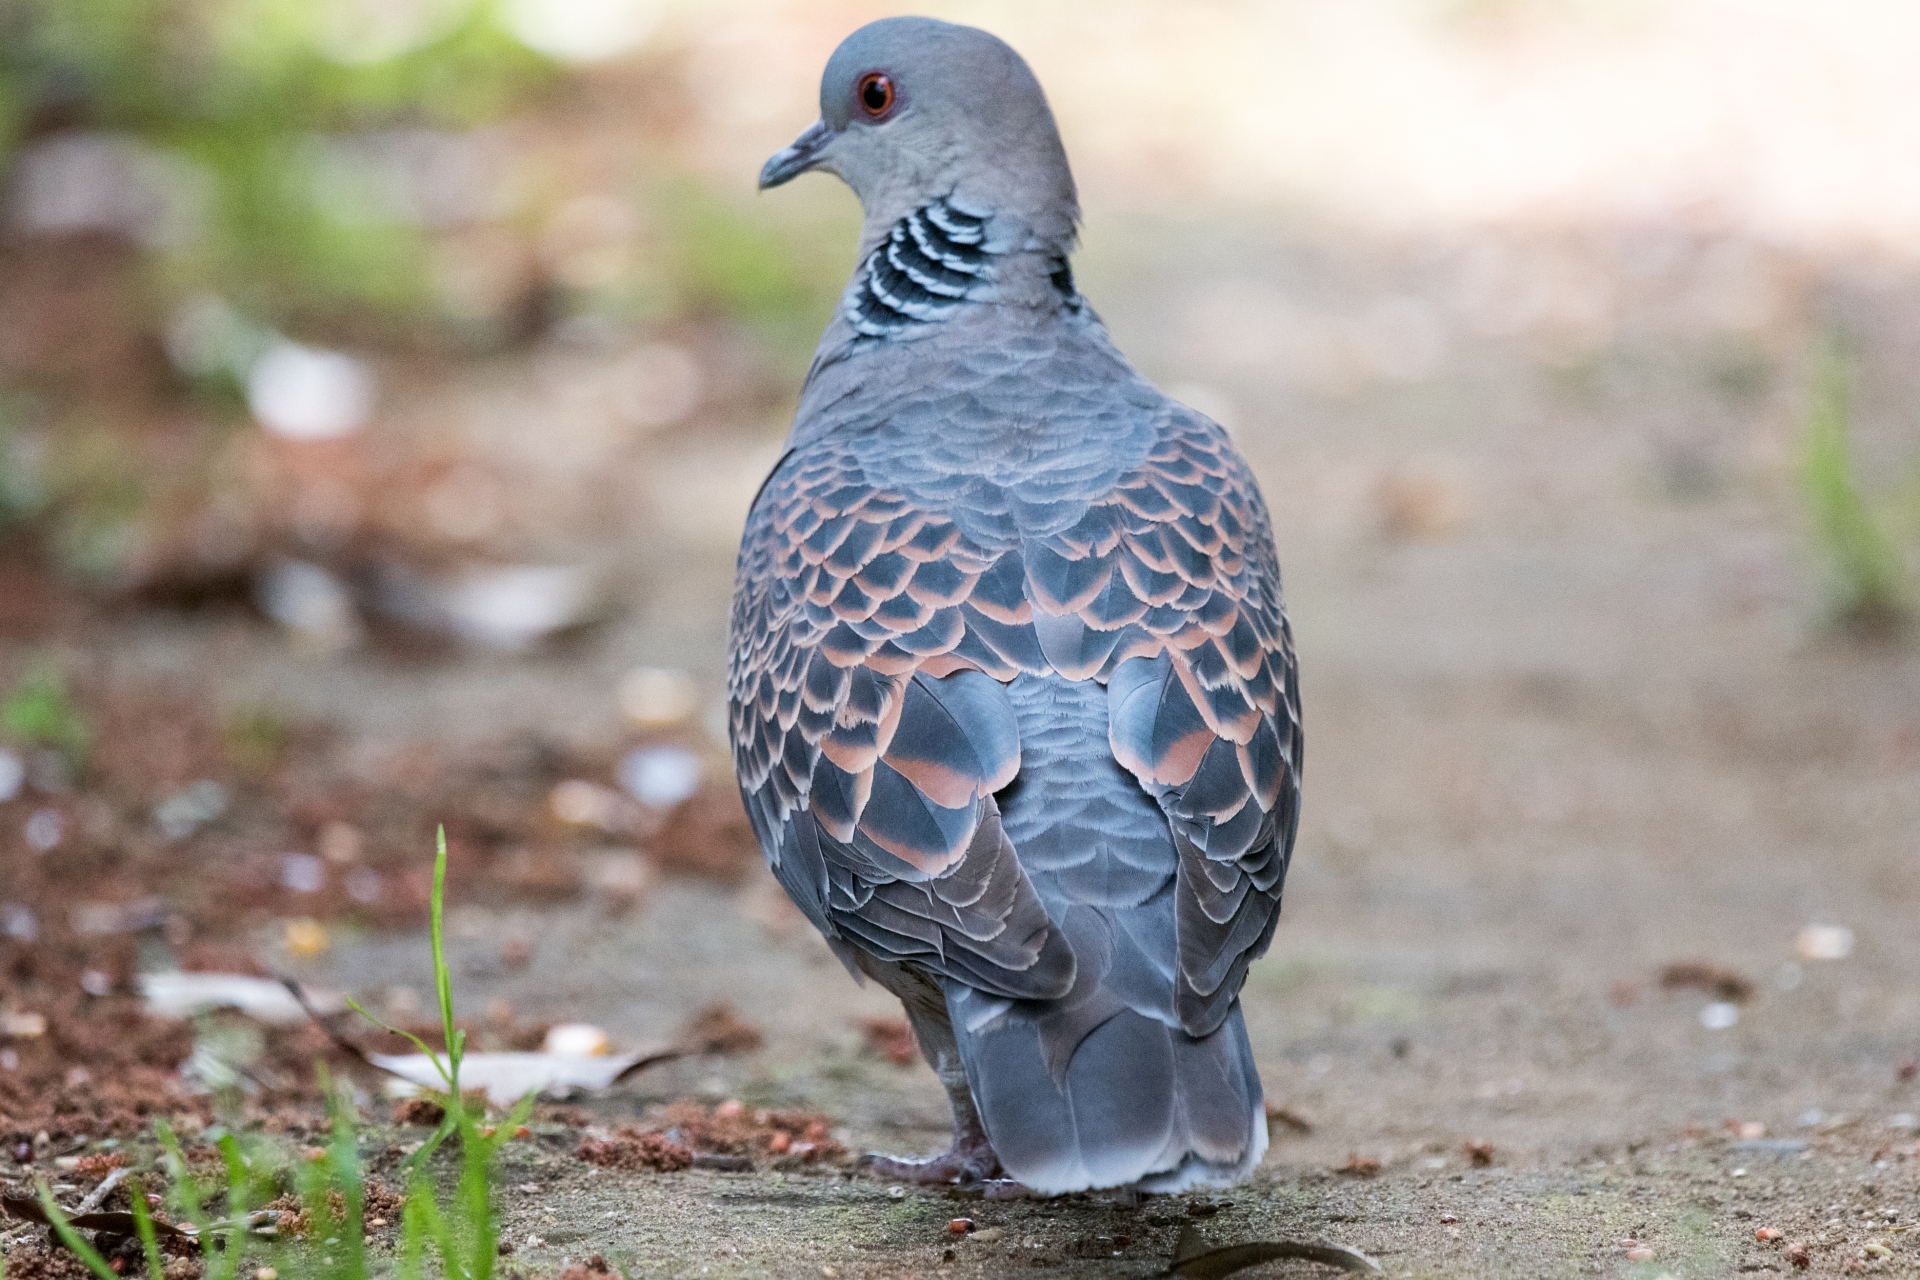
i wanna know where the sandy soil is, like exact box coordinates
[286,214,1920,1277]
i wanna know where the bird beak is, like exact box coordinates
[759,119,837,190]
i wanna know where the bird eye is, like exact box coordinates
[857,72,896,118]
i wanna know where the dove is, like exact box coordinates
[731,16,1300,1195]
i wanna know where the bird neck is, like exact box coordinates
[838,193,1082,343]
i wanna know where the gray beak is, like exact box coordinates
[759,119,837,190]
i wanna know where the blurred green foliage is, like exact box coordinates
[0,0,552,330]
[650,177,851,365]
[0,393,47,529]
[1,663,91,766]
[1800,339,1913,633]
[224,704,291,771]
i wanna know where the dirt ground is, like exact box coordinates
[8,206,1920,1279]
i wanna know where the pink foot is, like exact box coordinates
[863,1133,1003,1186]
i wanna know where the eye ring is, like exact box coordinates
[856,72,896,118]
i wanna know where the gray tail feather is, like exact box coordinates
[949,993,1267,1194]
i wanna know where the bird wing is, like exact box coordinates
[728,406,1298,1023]
[728,441,1075,1000]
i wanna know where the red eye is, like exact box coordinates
[857,72,895,118]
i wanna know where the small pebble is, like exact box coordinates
[1699,1001,1739,1030]
[542,1023,609,1057]
[887,1185,907,1199]
[619,745,701,810]
[283,918,329,959]
[618,667,698,727]
[1438,1214,1458,1224]
[1795,924,1853,961]
[1626,1246,1654,1262]
[1756,1227,1781,1241]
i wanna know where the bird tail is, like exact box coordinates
[946,988,1266,1194]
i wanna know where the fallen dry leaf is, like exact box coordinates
[1263,1102,1313,1135]
[1658,961,1756,1003]
[1463,1139,1495,1167]
[2,1192,194,1240]
[372,1047,680,1105]
[140,971,342,1025]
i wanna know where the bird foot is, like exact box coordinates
[862,1134,1003,1186]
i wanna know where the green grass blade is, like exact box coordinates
[407,1172,465,1280]
[396,1179,432,1280]
[154,1121,222,1276]
[1801,338,1910,626]
[342,994,457,1092]
[214,1135,250,1280]
[432,825,467,1097]
[128,1177,167,1280]
[32,1181,119,1280]
[324,1069,368,1280]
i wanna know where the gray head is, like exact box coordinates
[760,17,1078,252]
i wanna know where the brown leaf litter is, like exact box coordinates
[678,1001,763,1056]
[573,1099,848,1175]
[261,1181,406,1238]
[0,671,761,1143]
[576,1129,695,1173]
[857,1017,919,1066]
[1335,1154,1382,1178]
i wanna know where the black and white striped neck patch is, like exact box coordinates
[848,197,996,338]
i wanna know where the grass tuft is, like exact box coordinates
[5,824,538,1280]
[1800,338,1912,634]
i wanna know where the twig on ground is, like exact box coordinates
[74,1166,128,1215]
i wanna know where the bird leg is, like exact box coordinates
[861,988,1008,1186]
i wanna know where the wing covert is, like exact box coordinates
[728,407,1299,1026]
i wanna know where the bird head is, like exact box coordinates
[759,16,1078,252]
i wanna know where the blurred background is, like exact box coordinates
[2,0,1918,1215]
